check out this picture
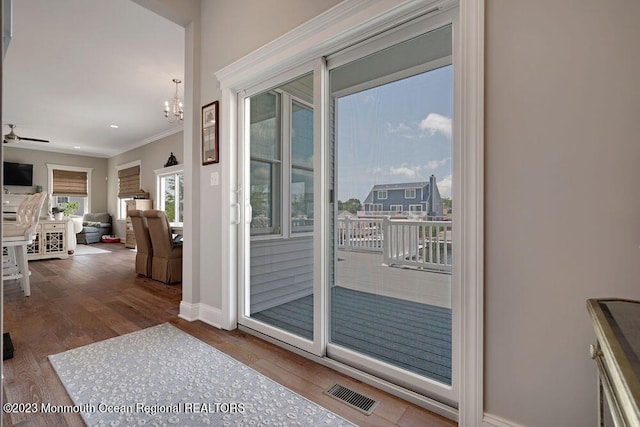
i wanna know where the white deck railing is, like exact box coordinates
[337,217,452,272]
[383,219,452,272]
[337,217,384,252]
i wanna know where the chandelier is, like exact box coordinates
[164,78,184,123]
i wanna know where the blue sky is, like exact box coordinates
[336,65,453,202]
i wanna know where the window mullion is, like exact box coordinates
[172,173,178,225]
[281,92,292,237]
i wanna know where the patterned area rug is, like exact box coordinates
[49,323,354,426]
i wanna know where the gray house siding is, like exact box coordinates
[362,176,444,217]
[250,236,314,313]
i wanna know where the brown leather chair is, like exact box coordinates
[128,210,152,277]
[142,210,182,284]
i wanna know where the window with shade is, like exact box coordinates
[117,163,141,220]
[51,168,89,216]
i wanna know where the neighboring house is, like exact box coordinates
[361,175,443,218]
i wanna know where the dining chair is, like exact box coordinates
[142,210,182,284]
[128,209,153,277]
[2,192,47,296]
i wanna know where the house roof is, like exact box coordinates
[369,182,431,191]
[363,181,436,204]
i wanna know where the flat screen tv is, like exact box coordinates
[3,162,33,186]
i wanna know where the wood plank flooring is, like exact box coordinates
[2,243,455,427]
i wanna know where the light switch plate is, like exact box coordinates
[210,172,219,186]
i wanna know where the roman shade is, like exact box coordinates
[118,165,141,198]
[52,169,88,196]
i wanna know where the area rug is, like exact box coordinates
[49,323,354,426]
[73,245,111,256]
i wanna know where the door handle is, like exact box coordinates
[246,204,253,224]
[232,203,240,225]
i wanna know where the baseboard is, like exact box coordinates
[198,303,224,328]
[178,301,199,321]
[178,300,224,329]
[483,413,524,427]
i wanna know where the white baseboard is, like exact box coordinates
[178,300,224,329]
[483,413,524,427]
[178,301,199,321]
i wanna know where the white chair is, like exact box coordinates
[2,192,47,296]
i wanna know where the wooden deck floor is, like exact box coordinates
[1,243,455,427]
[253,286,452,383]
[337,250,452,309]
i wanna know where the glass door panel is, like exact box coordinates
[329,25,454,396]
[241,73,317,344]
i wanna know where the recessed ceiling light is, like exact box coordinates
[73,146,81,149]
[110,124,119,129]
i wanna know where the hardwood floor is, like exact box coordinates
[2,243,455,427]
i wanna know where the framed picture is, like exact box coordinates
[202,101,219,165]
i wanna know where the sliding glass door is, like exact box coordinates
[327,23,456,402]
[238,14,458,406]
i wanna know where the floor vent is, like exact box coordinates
[324,383,379,415]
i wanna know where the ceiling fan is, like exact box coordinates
[3,124,50,144]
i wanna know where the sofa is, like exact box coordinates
[76,212,112,244]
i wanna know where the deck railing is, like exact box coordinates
[337,217,384,252]
[337,217,452,272]
[383,219,452,272]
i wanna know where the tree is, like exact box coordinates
[164,191,176,222]
[338,198,361,214]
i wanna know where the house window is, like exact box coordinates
[117,162,141,220]
[250,91,281,235]
[390,204,403,212]
[156,166,184,226]
[291,101,314,233]
[368,203,383,212]
[377,190,387,200]
[409,204,423,212]
[405,188,416,199]
[47,164,92,216]
[118,198,132,221]
[249,75,314,236]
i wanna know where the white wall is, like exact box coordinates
[484,1,640,426]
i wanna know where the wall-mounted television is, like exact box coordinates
[3,162,34,186]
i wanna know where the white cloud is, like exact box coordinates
[425,158,450,171]
[437,175,452,199]
[419,113,452,139]
[389,165,417,178]
[386,122,412,134]
[385,121,416,139]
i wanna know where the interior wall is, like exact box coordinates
[198,0,342,313]
[3,146,109,212]
[484,1,640,426]
[107,130,183,238]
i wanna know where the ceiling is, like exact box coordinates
[2,0,185,158]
